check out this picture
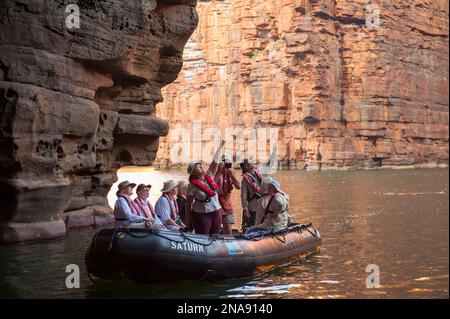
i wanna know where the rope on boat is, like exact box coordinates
[272,231,287,243]
[310,224,319,237]
[304,225,318,238]
[154,231,187,244]
[125,227,219,247]
[122,228,155,239]
[182,233,217,247]
[106,223,317,249]
[244,223,317,242]
[117,227,218,246]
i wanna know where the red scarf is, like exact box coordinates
[134,197,156,219]
[242,170,264,194]
[163,194,179,220]
[120,195,140,216]
[191,174,219,197]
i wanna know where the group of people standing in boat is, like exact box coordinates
[113,141,290,235]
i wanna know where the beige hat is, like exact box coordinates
[261,177,274,194]
[161,180,177,193]
[265,177,282,193]
[117,180,136,191]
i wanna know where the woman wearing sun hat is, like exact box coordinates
[185,140,226,235]
[113,180,150,228]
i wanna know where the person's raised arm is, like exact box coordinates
[207,140,226,177]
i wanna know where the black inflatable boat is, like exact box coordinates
[85,223,321,283]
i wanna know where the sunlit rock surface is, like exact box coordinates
[0,0,198,243]
[156,0,448,170]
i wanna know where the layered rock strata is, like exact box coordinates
[156,0,449,170]
[0,0,198,243]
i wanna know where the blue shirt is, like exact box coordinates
[113,197,147,227]
[155,196,179,231]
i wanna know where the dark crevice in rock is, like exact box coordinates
[0,87,18,137]
[335,15,366,26]
[283,67,299,77]
[313,11,332,20]
[303,116,321,124]
[410,26,449,38]
[113,75,148,87]
[0,181,18,222]
[368,136,378,146]
[293,50,315,60]
[0,60,9,80]
[160,46,181,57]
[118,149,132,162]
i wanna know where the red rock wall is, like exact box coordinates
[0,0,198,243]
[156,0,449,170]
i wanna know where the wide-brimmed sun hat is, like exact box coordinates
[261,177,274,194]
[264,177,282,193]
[161,180,177,193]
[117,180,136,191]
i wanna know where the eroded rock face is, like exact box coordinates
[0,0,198,243]
[156,0,448,170]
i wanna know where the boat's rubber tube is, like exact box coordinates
[85,223,321,283]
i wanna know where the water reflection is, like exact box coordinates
[0,168,448,298]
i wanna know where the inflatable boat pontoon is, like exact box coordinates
[85,223,321,283]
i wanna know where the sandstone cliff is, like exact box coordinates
[0,0,198,243]
[156,0,449,170]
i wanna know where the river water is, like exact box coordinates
[0,168,448,299]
